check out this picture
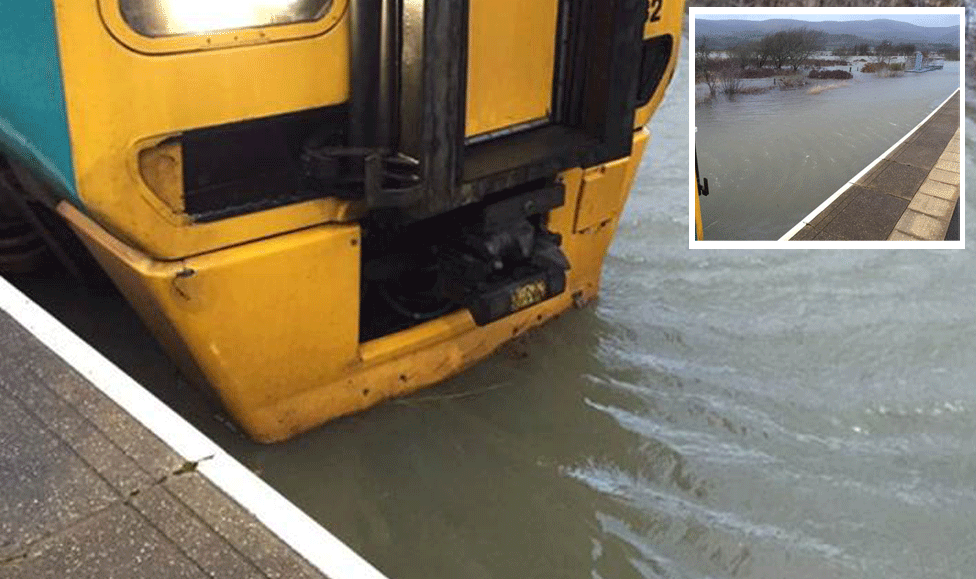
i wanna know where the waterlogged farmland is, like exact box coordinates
[696,61,959,241]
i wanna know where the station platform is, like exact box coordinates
[0,278,387,579]
[783,89,961,241]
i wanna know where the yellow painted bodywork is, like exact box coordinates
[466,0,559,137]
[138,141,185,214]
[53,0,356,259]
[53,0,679,261]
[97,0,347,54]
[635,3,683,129]
[573,158,632,233]
[695,164,704,241]
[61,130,649,443]
[48,0,682,441]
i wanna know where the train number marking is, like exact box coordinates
[649,0,663,23]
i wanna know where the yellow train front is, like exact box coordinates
[0,0,681,442]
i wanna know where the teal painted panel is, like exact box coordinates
[0,0,77,199]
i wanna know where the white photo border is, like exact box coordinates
[688,6,966,249]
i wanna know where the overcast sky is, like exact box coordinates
[695,14,960,28]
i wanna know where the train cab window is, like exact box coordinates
[119,0,332,38]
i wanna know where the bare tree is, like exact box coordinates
[757,27,824,71]
[940,46,960,60]
[696,36,718,96]
[730,41,757,69]
[874,39,895,66]
[755,38,771,68]
[720,70,743,95]
[760,31,790,69]
[783,27,826,71]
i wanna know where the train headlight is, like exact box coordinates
[119,0,332,37]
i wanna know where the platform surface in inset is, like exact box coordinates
[788,90,961,241]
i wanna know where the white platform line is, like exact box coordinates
[778,88,960,241]
[0,276,389,579]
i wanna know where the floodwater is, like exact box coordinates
[696,62,961,240]
[7,40,976,578]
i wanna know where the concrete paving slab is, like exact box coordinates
[165,473,324,579]
[939,147,960,160]
[882,141,911,162]
[130,485,266,579]
[893,210,949,240]
[819,189,908,240]
[916,179,959,202]
[807,186,859,230]
[915,136,955,151]
[908,193,956,221]
[2,504,208,579]
[939,142,960,157]
[0,313,184,480]
[939,149,960,162]
[55,381,186,481]
[0,393,118,560]
[0,362,153,497]
[813,230,845,240]
[929,168,960,186]
[894,141,945,170]
[916,124,955,140]
[856,158,891,185]
[918,126,957,143]
[888,230,922,241]
[864,162,928,200]
[0,308,333,579]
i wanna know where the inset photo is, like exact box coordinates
[690,7,964,246]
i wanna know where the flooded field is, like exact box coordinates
[7,41,976,578]
[696,62,960,240]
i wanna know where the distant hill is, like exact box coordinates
[696,18,958,50]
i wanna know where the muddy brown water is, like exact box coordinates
[7,41,976,578]
[696,61,961,240]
